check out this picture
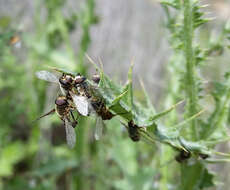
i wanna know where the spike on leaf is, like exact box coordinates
[139,78,156,114]
[85,53,100,71]
[172,109,205,132]
[128,59,134,110]
[150,100,184,121]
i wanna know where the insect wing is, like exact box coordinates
[94,117,105,140]
[64,118,76,148]
[35,70,59,83]
[48,66,77,76]
[71,93,89,116]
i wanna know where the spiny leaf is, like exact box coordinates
[150,100,184,121]
[172,109,205,131]
[139,78,156,114]
[178,138,210,154]
[85,53,100,71]
[111,90,129,106]
[127,59,134,110]
[205,158,230,163]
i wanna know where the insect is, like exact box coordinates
[89,90,114,140]
[91,74,100,84]
[120,120,142,142]
[175,150,191,163]
[127,120,140,142]
[36,68,113,141]
[35,70,90,116]
[36,96,77,148]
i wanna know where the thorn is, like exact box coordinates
[85,53,100,71]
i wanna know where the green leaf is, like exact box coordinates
[180,162,215,190]
[150,100,184,121]
[198,167,215,188]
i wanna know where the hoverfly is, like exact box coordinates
[90,96,113,140]
[36,96,77,148]
[88,75,116,140]
[35,70,90,116]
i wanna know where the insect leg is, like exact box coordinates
[32,108,56,123]
[70,111,78,128]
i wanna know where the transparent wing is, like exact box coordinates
[35,70,59,83]
[94,116,105,140]
[70,93,89,116]
[64,118,76,148]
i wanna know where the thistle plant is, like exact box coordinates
[158,0,230,189]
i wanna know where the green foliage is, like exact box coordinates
[160,0,230,189]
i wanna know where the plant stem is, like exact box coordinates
[204,89,230,139]
[183,0,198,140]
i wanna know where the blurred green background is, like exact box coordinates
[1,0,230,189]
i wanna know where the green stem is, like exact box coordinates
[204,89,230,139]
[74,0,96,188]
[184,0,198,140]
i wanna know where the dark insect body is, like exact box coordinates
[175,150,191,163]
[198,153,209,160]
[127,120,140,142]
[90,96,114,120]
[55,96,71,119]
[59,74,74,91]
[34,95,77,148]
[74,75,92,98]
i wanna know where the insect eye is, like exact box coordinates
[55,97,68,106]
[59,77,67,85]
[75,76,86,84]
[66,75,73,83]
[59,76,73,86]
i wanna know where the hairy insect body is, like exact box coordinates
[58,74,75,96]
[90,96,114,120]
[74,76,91,98]
[55,96,70,119]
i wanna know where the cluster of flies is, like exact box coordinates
[35,68,140,148]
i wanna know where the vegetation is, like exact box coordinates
[1,0,230,189]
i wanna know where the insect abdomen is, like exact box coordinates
[128,121,140,142]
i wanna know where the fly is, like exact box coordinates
[35,96,77,148]
[175,150,191,163]
[120,120,142,142]
[127,120,140,142]
[35,70,90,116]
